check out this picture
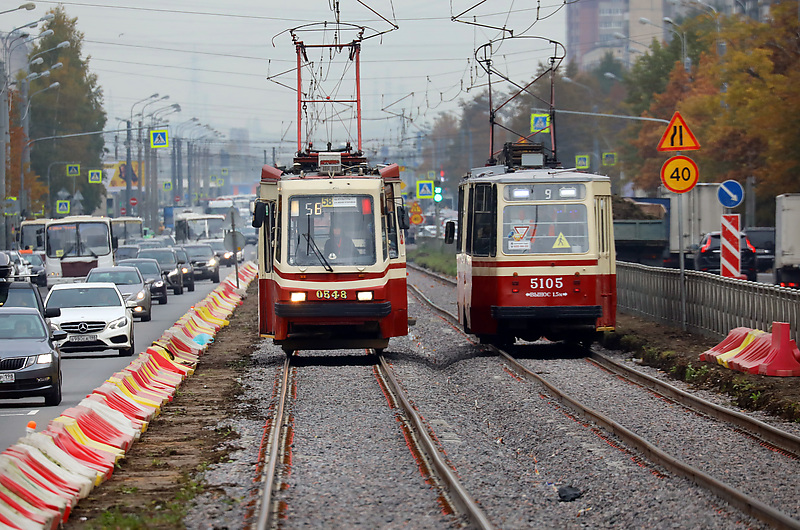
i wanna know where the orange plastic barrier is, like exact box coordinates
[703,321,800,377]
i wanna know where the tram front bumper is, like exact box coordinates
[275,301,392,319]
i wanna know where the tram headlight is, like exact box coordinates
[357,291,373,301]
[559,187,578,198]
[290,292,306,302]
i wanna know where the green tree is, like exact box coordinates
[27,6,106,216]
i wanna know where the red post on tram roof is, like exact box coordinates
[296,41,303,153]
[355,43,362,152]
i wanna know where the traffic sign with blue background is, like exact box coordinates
[56,200,70,215]
[163,181,173,191]
[718,179,744,208]
[150,129,169,148]
[575,155,590,170]
[602,152,617,166]
[88,170,102,184]
[417,180,434,199]
[530,113,550,133]
[66,164,80,177]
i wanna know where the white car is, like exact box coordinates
[44,282,137,357]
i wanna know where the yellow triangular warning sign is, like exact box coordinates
[657,111,700,152]
[552,232,570,249]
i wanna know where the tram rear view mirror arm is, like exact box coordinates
[444,221,456,244]
[253,202,267,228]
[397,206,410,230]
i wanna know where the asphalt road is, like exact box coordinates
[0,263,245,452]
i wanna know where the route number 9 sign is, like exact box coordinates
[660,155,699,194]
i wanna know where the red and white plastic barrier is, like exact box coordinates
[700,321,800,376]
[0,263,259,528]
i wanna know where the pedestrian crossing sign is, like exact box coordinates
[575,155,590,170]
[150,129,169,148]
[88,170,102,184]
[221,168,228,176]
[602,152,617,166]
[163,181,173,191]
[66,164,80,177]
[56,200,70,215]
[217,178,224,187]
[417,180,434,199]
[530,113,550,133]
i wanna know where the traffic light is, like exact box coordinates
[434,186,443,203]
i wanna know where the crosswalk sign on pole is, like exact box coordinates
[417,180,434,199]
[150,129,169,148]
[56,200,70,215]
[88,169,102,183]
[66,164,80,177]
[163,181,173,191]
[221,168,228,176]
[575,155,590,170]
[530,113,550,133]
[602,152,617,166]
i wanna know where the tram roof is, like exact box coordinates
[464,165,610,184]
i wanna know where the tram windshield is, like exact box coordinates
[46,222,112,258]
[287,194,376,267]
[502,204,589,255]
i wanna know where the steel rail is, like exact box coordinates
[407,267,800,529]
[254,356,292,530]
[375,353,495,530]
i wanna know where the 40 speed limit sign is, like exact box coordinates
[660,155,699,193]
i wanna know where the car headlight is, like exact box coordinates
[153,280,164,287]
[136,290,146,300]
[35,353,53,365]
[224,252,233,259]
[181,267,189,274]
[208,258,217,266]
[109,316,129,329]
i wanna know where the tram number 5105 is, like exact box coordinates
[530,277,563,289]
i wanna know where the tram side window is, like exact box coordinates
[469,184,496,257]
[502,204,589,255]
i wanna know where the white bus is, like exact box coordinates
[111,216,144,245]
[18,218,49,252]
[174,212,226,243]
[44,216,114,286]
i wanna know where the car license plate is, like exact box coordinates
[0,373,14,383]
[69,334,97,342]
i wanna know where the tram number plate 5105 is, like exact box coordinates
[530,277,564,289]
[316,290,347,300]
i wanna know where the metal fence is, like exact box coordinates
[617,262,800,344]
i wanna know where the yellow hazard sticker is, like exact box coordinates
[56,249,64,257]
[552,232,570,249]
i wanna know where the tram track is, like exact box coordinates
[409,264,800,529]
[252,350,493,530]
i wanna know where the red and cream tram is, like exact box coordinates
[446,143,616,346]
[252,150,410,353]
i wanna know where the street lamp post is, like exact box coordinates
[640,17,690,73]
[0,4,36,16]
[126,93,159,217]
[174,117,199,206]
[18,80,58,216]
[145,103,180,230]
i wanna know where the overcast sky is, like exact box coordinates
[6,1,567,163]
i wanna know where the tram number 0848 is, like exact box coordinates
[530,277,563,289]
[316,289,348,300]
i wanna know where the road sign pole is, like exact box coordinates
[230,208,240,289]
[678,190,686,331]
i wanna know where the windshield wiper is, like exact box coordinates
[302,231,333,272]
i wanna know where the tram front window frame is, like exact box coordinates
[287,194,377,267]
[501,203,590,255]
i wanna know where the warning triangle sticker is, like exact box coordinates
[552,232,571,249]
[657,111,700,152]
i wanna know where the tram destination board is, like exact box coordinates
[505,184,586,201]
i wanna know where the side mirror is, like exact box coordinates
[52,329,68,342]
[253,202,267,228]
[44,307,61,318]
[397,206,410,230]
[444,221,456,244]
[112,236,119,250]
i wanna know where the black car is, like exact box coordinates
[136,248,184,295]
[0,307,67,406]
[19,252,47,287]
[208,239,237,266]
[0,280,60,321]
[181,244,220,282]
[174,248,196,292]
[117,258,168,305]
[694,232,757,281]
[743,227,775,273]
[114,245,140,262]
